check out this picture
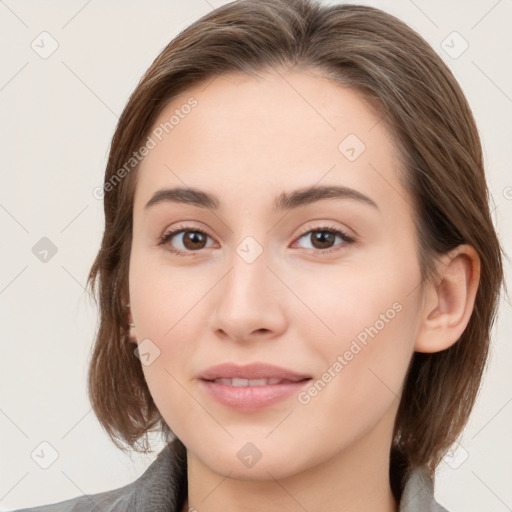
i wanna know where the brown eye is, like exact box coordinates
[294,226,355,255]
[310,230,337,250]
[159,227,215,255]
[180,231,208,250]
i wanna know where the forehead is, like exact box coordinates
[134,68,406,216]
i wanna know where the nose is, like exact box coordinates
[209,247,288,343]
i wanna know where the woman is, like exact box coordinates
[15,0,504,510]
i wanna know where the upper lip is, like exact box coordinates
[198,362,312,382]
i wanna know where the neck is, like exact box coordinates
[182,415,399,512]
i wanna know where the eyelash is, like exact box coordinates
[157,223,355,257]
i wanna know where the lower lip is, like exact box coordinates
[199,379,312,412]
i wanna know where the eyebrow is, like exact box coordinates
[144,185,378,212]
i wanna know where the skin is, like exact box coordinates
[127,67,480,512]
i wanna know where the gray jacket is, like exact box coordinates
[13,439,448,511]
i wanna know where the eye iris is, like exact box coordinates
[183,231,206,250]
[312,230,335,249]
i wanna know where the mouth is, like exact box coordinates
[198,376,313,412]
[197,362,313,411]
[203,377,311,386]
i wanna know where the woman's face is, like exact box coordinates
[129,68,426,479]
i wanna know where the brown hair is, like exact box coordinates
[86,0,504,486]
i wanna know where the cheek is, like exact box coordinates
[291,296,417,460]
[128,251,210,421]
[129,245,204,337]
[328,301,415,402]
[290,249,419,354]
[292,248,421,418]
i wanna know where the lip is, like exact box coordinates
[197,362,311,382]
[197,362,312,412]
[199,379,311,412]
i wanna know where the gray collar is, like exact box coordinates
[399,465,449,512]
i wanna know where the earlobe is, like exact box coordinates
[415,244,481,353]
[124,302,138,344]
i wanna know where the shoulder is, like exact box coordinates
[399,466,450,512]
[10,439,187,512]
[9,482,135,512]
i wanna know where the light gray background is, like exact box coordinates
[0,0,510,510]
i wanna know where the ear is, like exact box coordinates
[122,297,138,345]
[415,244,481,353]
